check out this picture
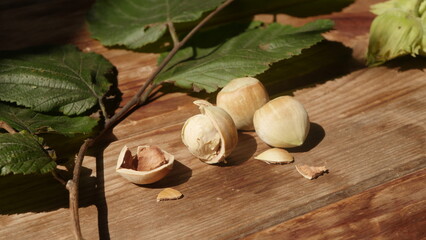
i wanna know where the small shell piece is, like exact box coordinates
[254,148,294,164]
[295,164,328,180]
[181,100,238,164]
[157,188,183,202]
[217,77,269,130]
[116,145,174,185]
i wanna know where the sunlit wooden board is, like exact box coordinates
[1,0,425,239]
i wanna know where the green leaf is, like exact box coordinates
[156,20,333,92]
[216,0,354,19]
[87,0,226,49]
[0,132,56,175]
[0,45,115,115]
[0,102,98,136]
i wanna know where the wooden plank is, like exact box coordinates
[4,45,423,239]
[77,61,424,240]
[244,169,426,240]
[1,0,425,239]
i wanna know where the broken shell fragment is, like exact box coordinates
[116,145,174,185]
[254,148,294,164]
[295,164,328,180]
[181,100,238,164]
[157,188,183,202]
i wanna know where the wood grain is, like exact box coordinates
[1,0,425,239]
[73,60,424,240]
[244,169,426,240]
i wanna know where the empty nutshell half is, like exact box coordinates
[116,145,174,185]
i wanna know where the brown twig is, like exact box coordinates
[67,0,235,239]
[52,169,67,186]
[0,121,17,134]
[67,139,94,240]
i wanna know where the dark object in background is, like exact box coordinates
[0,0,94,50]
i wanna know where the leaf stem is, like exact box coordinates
[0,121,17,134]
[67,0,235,239]
[98,99,109,121]
[167,21,179,47]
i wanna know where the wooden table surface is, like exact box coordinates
[1,0,425,239]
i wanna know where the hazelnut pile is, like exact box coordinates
[182,77,310,164]
[116,77,326,188]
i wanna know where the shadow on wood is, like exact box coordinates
[103,67,123,119]
[222,132,257,166]
[383,56,426,72]
[141,161,193,189]
[95,149,110,240]
[260,41,362,97]
[289,122,325,153]
[0,167,95,214]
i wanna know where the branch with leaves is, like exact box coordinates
[68,1,235,238]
